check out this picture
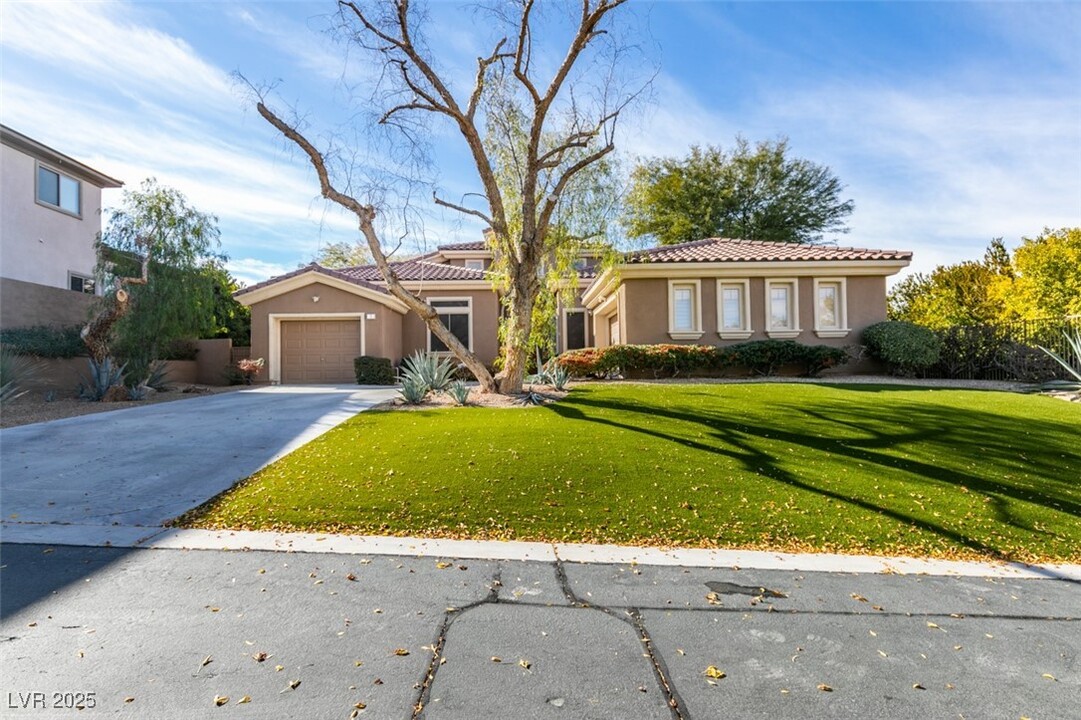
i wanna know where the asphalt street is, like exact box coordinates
[2,543,1078,719]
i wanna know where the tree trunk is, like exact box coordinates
[498,253,539,395]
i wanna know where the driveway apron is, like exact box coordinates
[0,385,397,534]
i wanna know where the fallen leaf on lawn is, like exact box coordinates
[213,695,229,706]
[817,684,833,692]
[436,562,452,569]
[913,683,925,690]
[237,696,251,704]
[1042,673,1057,681]
[704,666,726,679]
[491,656,502,663]
[393,648,410,656]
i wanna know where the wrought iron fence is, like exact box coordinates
[931,315,1080,382]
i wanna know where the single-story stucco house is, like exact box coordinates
[235,237,911,384]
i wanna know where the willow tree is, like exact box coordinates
[256,0,645,393]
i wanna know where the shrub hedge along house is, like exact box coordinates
[235,237,911,383]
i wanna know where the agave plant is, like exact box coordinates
[0,345,41,404]
[78,357,127,401]
[1037,329,1081,392]
[548,364,570,391]
[400,351,457,393]
[447,380,470,406]
[398,375,428,405]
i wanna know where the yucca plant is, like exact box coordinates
[0,345,42,404]
[1037,329,1081,392]
[78,357,127,401]
[398,375,428,405]
[447,380,470,406]
[400,351,457,393]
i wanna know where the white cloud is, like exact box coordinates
[226,258,296,287]
[1,1,235,114]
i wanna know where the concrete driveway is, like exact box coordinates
[0,385,397,540]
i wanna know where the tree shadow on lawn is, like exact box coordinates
[549,389,1080,560]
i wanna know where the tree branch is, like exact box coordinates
[432,192,494,226]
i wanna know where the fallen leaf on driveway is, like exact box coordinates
[519,659,532,670]
[912,683,925,690]
[491,656,502,663]
[436,562,452,569]
[213,695,229,706]
[252,652,268,662]
[817,684,833,692]
[1042,673,1057,681]
[393,648,410,656]
[124,697,134,703]
[201,655,213,667]
[704,666,726,679]
[237,696,251,704]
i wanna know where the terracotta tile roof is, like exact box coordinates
[627,237,912,264]
[234,263,392,297]
[437,240,488,251]
[338,260,488,282]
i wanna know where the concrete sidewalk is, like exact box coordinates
[0,385,397,529]
[1,543,1077,719]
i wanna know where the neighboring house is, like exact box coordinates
[0,125,123,329]
[236,237,909,384]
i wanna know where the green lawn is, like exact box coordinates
[182,383,1081,563]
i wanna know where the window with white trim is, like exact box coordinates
[464,259,484,271]
[765,279,799,336]
[813,278,849,336]
[38,165,81,215]
[817,281,841,329]
[428,298,472,352]
[668,280,702,338]
[717,280,751,337]
[68,272,95,294]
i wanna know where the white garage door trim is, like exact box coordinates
[268,313,367,384]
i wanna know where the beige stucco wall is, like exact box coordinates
[248,281,405,375]
[617,274,888,348]
[402,289,501,366]
[1,143,105,290]
[0,277,95,329]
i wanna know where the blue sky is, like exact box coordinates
[2,1,1078,286]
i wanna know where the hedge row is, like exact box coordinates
[0,325,86,358]
[556,340,849,378]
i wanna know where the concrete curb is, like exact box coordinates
[3,521,1078,580]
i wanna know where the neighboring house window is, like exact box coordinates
[563,309,587,351]
[668,280,702,339]
[814,278,849,337]
[428,298,472,352]
[464,259,485,271]
[68,272,95,294]
[765,279,800,338]
[716,279,752,339]
[38,165,81,215]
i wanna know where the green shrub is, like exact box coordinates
[0,325,85,358]
[160,338,199,361]
[556,341,849,378]
[354,356,395,385]
[863,321,942,375]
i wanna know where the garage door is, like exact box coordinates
[281,320,362,383]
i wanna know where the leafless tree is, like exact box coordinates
[257,0,648,393]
